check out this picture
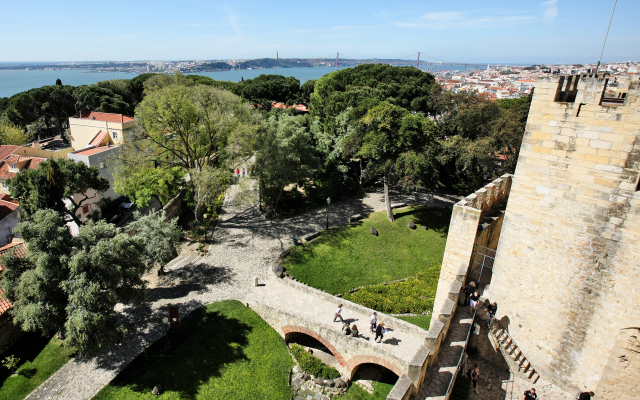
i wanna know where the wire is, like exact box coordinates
[596,0,617,74]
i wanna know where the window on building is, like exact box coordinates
[0,181,7,189]
[112,131,118,139]
[100,161,106,169]
[9,163,16,170]
[82,205,90,214]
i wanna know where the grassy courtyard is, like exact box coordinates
[0,333,76,400]
[93,300,294,400]
[283,206,450,295]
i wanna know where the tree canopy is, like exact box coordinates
[9,158,109,226]
[113,166,184,208]
[241,74,302,106]
[0,210,147,356]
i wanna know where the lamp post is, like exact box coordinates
[162,317,172,358]
[326,197,331,230]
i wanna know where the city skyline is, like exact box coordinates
[1,0,638,64]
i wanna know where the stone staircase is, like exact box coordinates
[488,324,540,384]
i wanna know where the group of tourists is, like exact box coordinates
[234,166,251,178]
[522,388,595,400]
[462,281,497,327]
[333,306,388,344]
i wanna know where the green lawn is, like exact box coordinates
[0,334,76,400]
[284,206,450,295]
[93,300,294,400]
[396,314,432,331]
[340,381,394,400]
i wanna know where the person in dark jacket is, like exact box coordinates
[486,302,498,327]
[469,291,480,315]
[524,388,537,400]
[463,282,476,306]
[375,322,385,343]
[578,391,595,400]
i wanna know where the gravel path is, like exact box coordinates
[24,178,458,400]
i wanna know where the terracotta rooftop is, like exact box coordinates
[0,242,26,316]
[89,130,109,146]
[0,196,19,220]
[0,155,46,180]
[73,146,114,156]
[0,146,19,162]
[76,111,134,123]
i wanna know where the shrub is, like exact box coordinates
[2,355,20,373]
[342,272,437,314]
[290,344,340,379]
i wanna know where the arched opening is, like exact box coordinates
[350,363,399,396]
[285,331,342,369]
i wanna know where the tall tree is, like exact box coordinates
[344,101,439,222]
[0,210,147,356]
[126,210,182,274]
[241,74,302,105]
[189,166,230,221]
[73,85,131,116]
[9,158,109,226]
[112,166,184,208]
[256,114,319,214]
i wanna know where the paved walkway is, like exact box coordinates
[26,178,457,400]
[415,307,474,399]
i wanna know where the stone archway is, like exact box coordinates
[282,325,347,366]
[345,355,404,379]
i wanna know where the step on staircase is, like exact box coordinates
[488,324,540,384]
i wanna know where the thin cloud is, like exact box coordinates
[222,6,243,36]
[394,9,539,30]
[542,0,558,22]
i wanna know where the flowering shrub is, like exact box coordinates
[343,271,438,314]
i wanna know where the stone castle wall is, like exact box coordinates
[489,74,640,399]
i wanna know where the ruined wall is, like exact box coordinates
[490,74,640,399]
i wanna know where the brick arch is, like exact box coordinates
[282,325,347,366]
[345,355,404,379]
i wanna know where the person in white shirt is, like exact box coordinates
[333,304,344,322]
[370,312,377,332]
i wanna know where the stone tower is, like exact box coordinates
[488,74,640,399]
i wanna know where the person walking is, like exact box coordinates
[578,391,595,400]
[486,302,498,328]
[350,324,359,338]
[469,291,480,315]
[524,388,537,400]
[242,167,245,178]
[467,364,480,394]
[235,168,240,176]
[463,282,476,306]
[333,304,344,322]
[375,322,385,343]
[370,312,377,332]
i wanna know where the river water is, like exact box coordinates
[0,65,467,98]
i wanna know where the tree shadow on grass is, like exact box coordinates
[0,331,51,386]
[393,206,452,236]
[107,305,252,399]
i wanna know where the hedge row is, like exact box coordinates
[290,344,340,379]
[342,272,437,314]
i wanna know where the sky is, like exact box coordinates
[1,0,638,64]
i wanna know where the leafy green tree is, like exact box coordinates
[113,166,184,208]
[55,78,62,86]
[0,115,28,145]
[299,79,316,104]
[126,210,182,273]
[73,85,131,115]
[189,166,230,221]
[241,74,301,105]
[256,114,319,214]
[310,64,436,135]
[6,85,76,138]
[8,158,109,226]
[345,101,439,222]
[0,210,147,356]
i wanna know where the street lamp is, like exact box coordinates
[162,317,172,358]
[326,197,331,230]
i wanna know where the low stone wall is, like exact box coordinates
[162,189,187,221]
[0,313,24,357]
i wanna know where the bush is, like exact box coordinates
[343,272,437,314]
[290,344,340,379]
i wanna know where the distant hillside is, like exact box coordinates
[198,62,233,71]
[236,58,311,69]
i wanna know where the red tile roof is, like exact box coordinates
[89,130,108,146]
[0,197,19,221]
[0,242,26,316]
[73,146,114,156]
[0,146,19,162]
[77,111,134,123]
[0,155,47,180]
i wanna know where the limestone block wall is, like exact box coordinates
[431,174,512,323]
[489,74,640,399]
